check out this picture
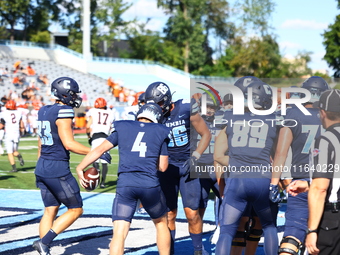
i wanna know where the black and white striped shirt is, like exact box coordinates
[310,123,340,203]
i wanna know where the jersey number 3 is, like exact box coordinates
[37,121,53,145]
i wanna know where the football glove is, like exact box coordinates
[182,156,198,175]
[100,151,112,164]
[269,184,281,203]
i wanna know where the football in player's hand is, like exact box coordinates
[83,167,100,191]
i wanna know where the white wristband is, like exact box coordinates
[192,151,201,160]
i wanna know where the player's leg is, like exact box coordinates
[279,191,308,255]
[46,172,83,233]
[216,178,249,255]
[91,137,108,188]
[251,178,278,255]
[39,206,59,237]
[210,196,222,244]
[181,174,206,254]
[110,220,130,255]
[12,138,24,166]
[230,216,249,255]
[0,129,4,154]
[158,163,180,253]
[100,163,108,188]
[110,185,138,255]
[141,186,170,255]
[5,138,17,172]
[152,214,171,255]
[245,216,263,255]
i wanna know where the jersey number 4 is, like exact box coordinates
[131,132,147,157]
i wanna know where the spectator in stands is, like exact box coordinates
[26,64,36,76]
[36,74,49,86]
[119,87,125,104]
[107,77,115,93]
[113,84,121,102]
[13,61,21,73]
[12,76,21,87]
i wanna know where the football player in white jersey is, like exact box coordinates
[86,97,115,188]
[28,102,40,137]
[0,100,6,155]
[18,103,30,136]
[0,100,25,172]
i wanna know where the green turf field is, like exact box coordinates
[0,134,119,193]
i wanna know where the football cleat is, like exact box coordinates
[32,240,51,255]
[18,154,24,166]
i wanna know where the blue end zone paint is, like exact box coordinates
[0,189,286,254]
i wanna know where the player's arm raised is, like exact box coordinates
[190,113,211,156]
[57,118,90,155]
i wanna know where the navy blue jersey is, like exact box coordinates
[285,107,322,178]
[37,104,75,161]
[163,99,191,162]
[193,119,222,165]
[106,120,170,188]
[224,111,278,177]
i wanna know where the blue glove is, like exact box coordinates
[269,184,281,203]
[100,151,112,164]
[182,156,198,175]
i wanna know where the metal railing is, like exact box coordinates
[0,40,230,81]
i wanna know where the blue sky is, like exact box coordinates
[123,0,339,74]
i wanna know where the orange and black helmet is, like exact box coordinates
[94,97,107,109]
[5,100,17,110]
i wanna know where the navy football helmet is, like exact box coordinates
[145,82,172,114]
[51,77,82,108]
[246,81,273,110]
[138,92,146,108]
[301,76,330,103]
[136,103,163,123]
[234,76,263,95]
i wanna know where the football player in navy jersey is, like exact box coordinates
[76,103,171,255]
[270,76,330,255]
[214,81,279,255]
[145,82,211,255]
[33,77,92,255]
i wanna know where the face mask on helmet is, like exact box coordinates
[246,82,273,110]
[301,76,330,103]
[51,77,82,108]
[145,82,172,114]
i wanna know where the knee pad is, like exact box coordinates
[278,236,302,255]
[232,231,247,247]
[246,228,263,242]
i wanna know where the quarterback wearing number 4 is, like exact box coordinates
[76,103,171,255]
